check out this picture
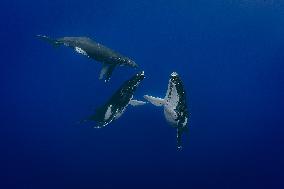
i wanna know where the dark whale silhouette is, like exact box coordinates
[83,71,146,128]
[36,35,138,82]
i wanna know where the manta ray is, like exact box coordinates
[144,72,189,149]
[83,71,146,128]
[36,35,138,82]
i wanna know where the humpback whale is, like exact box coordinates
[36,35,138,82]
[144,72,189,149]
[83,71,146,128]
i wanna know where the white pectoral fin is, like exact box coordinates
[129,99,147,106]
[99,64,116,82]
[99,64,108,80]
[143,95,164,106]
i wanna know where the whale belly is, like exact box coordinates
[164,106,178,126]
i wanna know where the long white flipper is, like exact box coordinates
[99,64,116,82]
[143,95,164,106]
[99,64,109,80]
[129,99,147,106]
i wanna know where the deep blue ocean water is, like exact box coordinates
[1,0,284,188]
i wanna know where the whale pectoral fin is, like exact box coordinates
[105,64,116,82]
[129,99,147,106]
[99,64,108,80]
[99,64,116,82]
[143,95,164,106]
[36,34,61,47]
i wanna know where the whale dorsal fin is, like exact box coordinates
[99,64,116,82]
[143,95,164,106]
[129,99,147,106]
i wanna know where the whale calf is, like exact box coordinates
[83,71,146,128]
[144,72,189,149]
[36,35,138,82]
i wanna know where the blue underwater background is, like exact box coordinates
[1,0,284,188]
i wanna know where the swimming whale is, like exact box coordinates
[83,71,146,128]
[36,35,138,82]
[144,72,189,149]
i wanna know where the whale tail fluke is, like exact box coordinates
[76,108,106,129]
[143,95,164,106]
[36,34,61,48]
[176,128,183,150]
